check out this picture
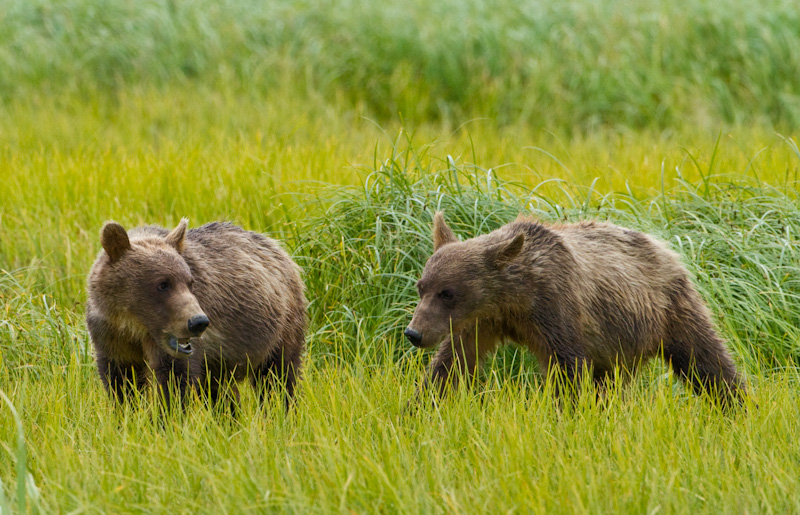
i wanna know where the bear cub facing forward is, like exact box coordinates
[405,212,743,404]
[87,219,307,409]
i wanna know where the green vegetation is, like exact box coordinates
[2,0,800,129]
[3,112,800,510]
[2,0,800,512]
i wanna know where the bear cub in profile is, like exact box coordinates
[405,212,743,404]
[87,219,307,409]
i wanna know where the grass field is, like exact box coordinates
[3,0,800,512]
[3,0,800,129]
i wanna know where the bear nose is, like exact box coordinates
[404,327,423,347]
[187,314,209,336]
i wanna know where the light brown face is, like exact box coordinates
[404,248,486,348]
[404,212,485,349]
[97,220,209,358]
[127,249,208,358]
[404,212,525,350]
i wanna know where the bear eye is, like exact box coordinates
[438,289,455,301]
[157,281,170,292]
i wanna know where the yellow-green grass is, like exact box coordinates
[4,0,800,509]
[2,340,800,513]
[2,85,800,512]
[1,266,799,512]
[3,87,799,302]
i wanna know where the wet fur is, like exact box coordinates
[87,221,307,410]
[408,213,744,404]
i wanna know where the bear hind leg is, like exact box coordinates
[250,340,304,409]
[663,290,744,405]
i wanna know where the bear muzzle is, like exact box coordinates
[162,314,209,357]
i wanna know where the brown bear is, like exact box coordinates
[86,219,307,410]
[405,212,744,404]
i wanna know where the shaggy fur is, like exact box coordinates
[86,219,307,409]
[406,212,744,404]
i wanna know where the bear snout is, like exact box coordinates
[404,327,423,347]
[187,314,210,336]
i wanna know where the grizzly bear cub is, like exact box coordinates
[405,212,743,404]
[86,219,307,409]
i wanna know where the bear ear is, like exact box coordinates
[487,233,525,269]
[433,212,457,251]
[165,218,188,252]
[101,222,131,263]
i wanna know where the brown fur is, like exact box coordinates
[406,212,744,404]
[86,219,307,410]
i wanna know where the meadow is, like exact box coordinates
[2,0,800,512]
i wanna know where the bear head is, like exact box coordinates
[405,212,524,349]
[89,218,208,358]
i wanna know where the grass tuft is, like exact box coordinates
[294,134,800,372]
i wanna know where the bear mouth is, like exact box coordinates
[166,335,194,356]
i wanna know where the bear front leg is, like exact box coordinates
[186,358,241,415]
[421,323,500,399]
[208,374,241,416]
[88,313,148,403]
[96,356,147,403]
[150,354,191,411]
[524,296,594,400]
[542,351,595,401]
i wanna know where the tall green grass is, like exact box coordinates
[1,260,799,511]
[3,122,800,510]
[2,89,798,303]
[2,11,800,504]
[293,133,800,371]
[2,0,800,129]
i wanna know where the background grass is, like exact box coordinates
[2,0,800,129]
[2,0,800,512]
